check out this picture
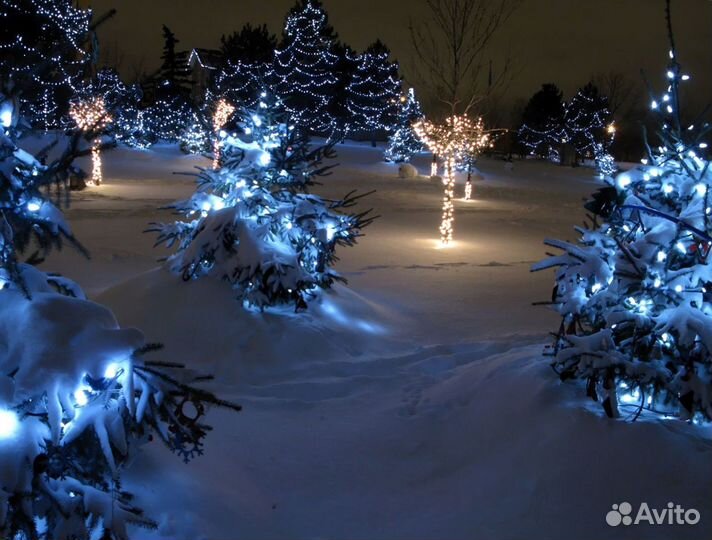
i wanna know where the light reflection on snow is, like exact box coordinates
[320,300,385,335]
[0,409,19,440]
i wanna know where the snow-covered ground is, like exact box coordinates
[45,142,711,539]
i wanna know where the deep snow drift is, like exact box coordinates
[42,141,712,540]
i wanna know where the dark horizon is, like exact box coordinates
[90,0,712,116]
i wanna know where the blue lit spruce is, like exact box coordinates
[533,18,712,422]
[345,40,401,146]
[0,16,239,535]
[272,0,339,134]
[384,87,425,163]
[151,93,373,311]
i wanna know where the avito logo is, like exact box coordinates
[606,502,700,527]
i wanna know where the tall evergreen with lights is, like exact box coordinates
[273,0,339,134]
[384,87,425,163]
[151,93,373,310]
[346,40,401,145]
[146,25,193,142]
[518,83,566,159]
[0,0,92,129]
[533,2,712,422]
[329,41,360,140]
[564,82,611,160]
[215,23,277,110]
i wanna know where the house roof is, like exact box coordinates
[188,48,223,70]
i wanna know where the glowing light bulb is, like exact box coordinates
[73,388,88,407]
[695,183,707,196]
[0,110,11,128]
[464,180,472,201]
[0,409,19,439]
[663,184,673,194]
[700,143,708,149]
[259,151,271,166]
[326,224,336,241]
[252,115,262,127]
[591,282,602,293]
[26,201,41,212]
[675,284,683,293]
[654,278,662,288]
[657,251,667,262]
[617,174,631,189]
[104,362,121,379]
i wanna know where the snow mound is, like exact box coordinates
[124,339,712,540]
[0,267,143,403]
[96,268,410,386]
[398,163,418,179]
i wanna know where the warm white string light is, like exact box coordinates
[414,115,490,244]
[212,98,235,168]
[69,97,111,187]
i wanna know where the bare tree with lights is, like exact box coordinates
[408,0,521,117]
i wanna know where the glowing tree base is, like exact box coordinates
[439,157,455,244]
[464,179,472,200]
[212,99,235,169]
[88,139,102,186]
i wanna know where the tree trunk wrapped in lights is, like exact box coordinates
[212,98,235,168]
[70,97,112,186]
[414,115,490,244]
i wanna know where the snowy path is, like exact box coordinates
[44,142,712,539]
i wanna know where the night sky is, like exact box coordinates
[91,0,712,111]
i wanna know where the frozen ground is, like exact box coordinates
[43,141,712,539]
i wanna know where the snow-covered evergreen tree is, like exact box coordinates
[532,34,712,422]
[273,0,339,134]
[0,0,92,129]
[0,53,239,538]
[151,93,373,310]
[384,88,425,163]
[345,40,401,144]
